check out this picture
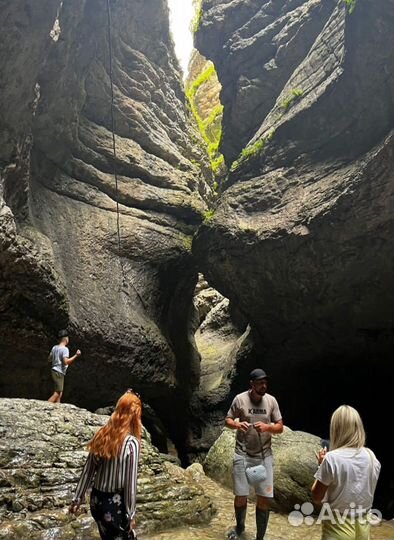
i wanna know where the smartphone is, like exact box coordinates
[321,439,330,451]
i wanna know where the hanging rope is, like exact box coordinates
[106,0,121,258]
[105,0,146,309]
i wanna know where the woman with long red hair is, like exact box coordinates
[70,390,142,540]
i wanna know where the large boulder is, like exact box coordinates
[204,426,321,512]
[0,398,215,539]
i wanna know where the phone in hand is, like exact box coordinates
[321,439,330,451]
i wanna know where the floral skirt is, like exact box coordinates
[90,487,136,540]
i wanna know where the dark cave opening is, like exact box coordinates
[243,329,394,519]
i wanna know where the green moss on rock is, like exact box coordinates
[230,129,276,171]
[186,58,225,179]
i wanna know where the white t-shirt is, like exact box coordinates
[314,447,381,513]
[50,345,69,375]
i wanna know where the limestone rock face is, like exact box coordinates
[0,0,210,427]
[194,0,394,509]
[187,276,249,458]
[0,398,215,539]
[187,51,222,130]
[204,426,321,512]
[194,277,245,397]
[195,0,345,164]
[186,49,225,177]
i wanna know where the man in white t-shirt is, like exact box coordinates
[225,368,283,540]
[47,329,81,403]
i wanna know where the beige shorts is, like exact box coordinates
[51,370,65,393]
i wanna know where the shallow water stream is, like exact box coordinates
[143,475,394,540]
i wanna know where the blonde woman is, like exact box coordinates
[312,405,381,540]
[69,390,141,540]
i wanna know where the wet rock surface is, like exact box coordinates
[0,398,215,539]
[144,464,394,540]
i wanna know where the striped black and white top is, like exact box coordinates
[73,435,140,520]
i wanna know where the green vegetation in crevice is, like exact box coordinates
[181,235,193,252]
[280,88,304,111]
[187,64,215,99]
[202,104,223,132]
[186,62,225,180]
[229,85,303,173]
[193,0,203,34]
[343,0,357,13]
[203,209,215,222]
[230,129,276,172]
[211,155,225,175]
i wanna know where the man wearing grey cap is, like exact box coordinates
[225,368,283,540]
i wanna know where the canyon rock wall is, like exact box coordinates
[2,1,394,512]
[0,0,210,427]
[188,276,250,458]
[194,0,394,511]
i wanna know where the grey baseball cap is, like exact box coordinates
[249,368,268,381]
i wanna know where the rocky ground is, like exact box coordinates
[2,398,392,540]
[143,474,394,540]
[0,399,214,539]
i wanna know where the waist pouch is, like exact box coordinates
[245,462,267,485]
